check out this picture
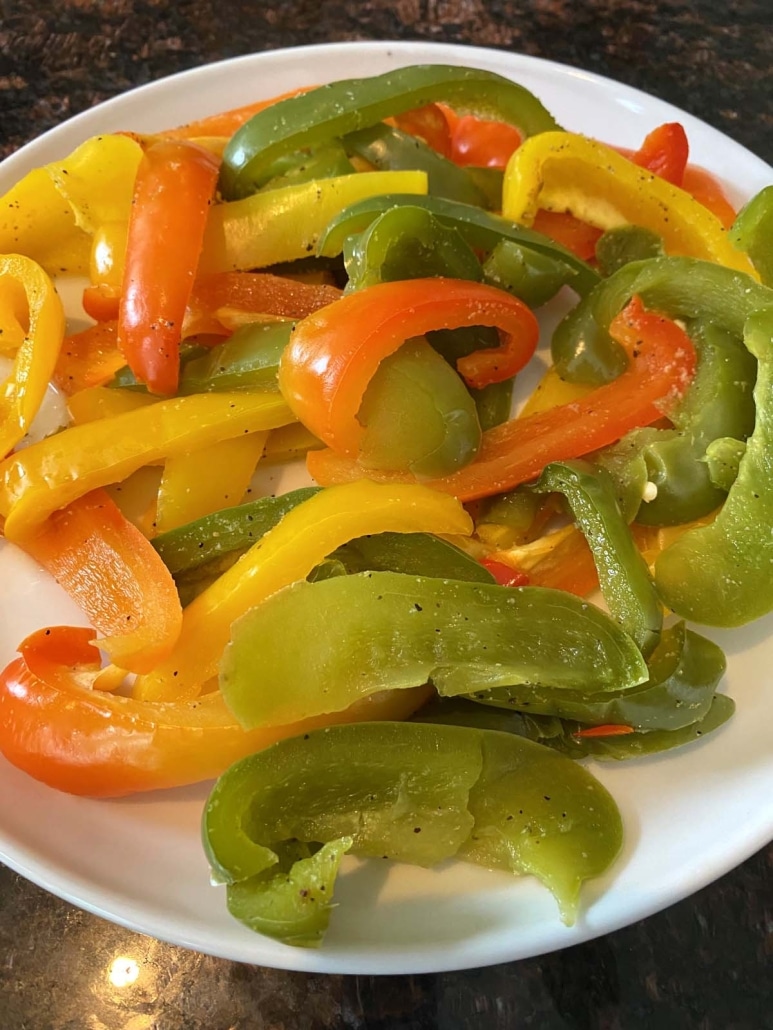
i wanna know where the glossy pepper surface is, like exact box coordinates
[134,481,473,701]
[655,308,773,627]
[0,255,66,458]
[502,132,756,277]
[220,570,648,730]
[0,627,430,797]
[220,65,560,199]
[202,721,622,946]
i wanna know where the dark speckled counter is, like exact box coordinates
[1,3,772,1027]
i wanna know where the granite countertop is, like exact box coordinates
[0,2,771,1028]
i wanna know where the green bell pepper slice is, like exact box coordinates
[220,571,648,730]
[595,225,665,276]
[202,721,622,945]
[655,307,773,627]
[220,65,560,199]
[468,621,726,732]
[530,460,662,655]
[482,238,573,309]
[551,255,772,385]
[705,437,746,492]
[729,185,773,287]
[319,193,600,296]
[258,142,355,193]
[343,123,490,208]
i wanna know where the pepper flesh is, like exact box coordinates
[655,308,773,627]
[133,481,473,701]
[278,277,539,460]
[220,570,648,730]
[502,131,756,277]
[202,721,622,946]
[0,255,66,458]
[220,65,560,199]
[0,627,430,797]
[0,392,295,540]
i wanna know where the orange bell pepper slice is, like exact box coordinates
[53,320,125,395]
[278,277,539,458]
[307,296,696,501]
[0,626,431,797]
[21,489,182,674]
[117,139,220,395]
[631,122,689,186]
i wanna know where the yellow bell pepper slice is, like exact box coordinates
[155,431,269,533]
[134,480,473,701]
[0,255,66,459]
[199,170,428,274]
[0,392,295,540]
[502,131,756,277]
[67,385,158,424]
[0,169,90,275]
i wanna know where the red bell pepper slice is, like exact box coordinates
[21,489,182,674]
[0,626,433,797]
[117,139,220,395]
[479,558,530,587]
[448,114,522,170]
[574,723,635,738]
[393,103,453,157]
[631,122,689,186]
[278,277,539,457]
[307,296,696,501]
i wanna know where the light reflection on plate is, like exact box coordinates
[0,41,771,975]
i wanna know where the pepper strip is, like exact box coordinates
[133,480,473,702]
[655,307,773,627]
[0,392,295,540]
[308,297,696,501]
[220,65,560,198]
[199,171,429,275]
[502,132,756,277]
[0,626,431,797]
[0,255,66,459]
[21,490,182,673]
[118,140,220,395]
[278,277,539,458]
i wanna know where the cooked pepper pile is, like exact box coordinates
[0,61,771,949]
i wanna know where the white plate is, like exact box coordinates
[0,41,771,976]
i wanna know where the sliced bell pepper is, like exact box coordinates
[630,122,689,186]
[655,308,773,627]
[530,460,662,656]
[21,490,181,673]
[681,166,737,229]
[154,432,269,534]
[502,131,756,277]
[199,171,429,275]
[0,626,430,798]
[52,320,125,396]
[183,272,341,336]
[308,296,696,501]
[118,139,220,395]
[67,384,157,424]
[133,480,473,702]
[0,255,66,459]
[203,721,622,945]
[220,65,560,199]
[221,571,647,730]
[448,113,521,170]
[531,210,602,263]
[278,277,539,461]
[393,103,453,157]
[0,392,295,540]
[730,185,773,286]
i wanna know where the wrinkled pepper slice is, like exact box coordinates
[220,65,560,199]
[0,627,429,798]
[220,571,648,730]
[21,489,182,673]
[655,308,773,626]
[0,392,295,540]
[308,297,696,501]
[502,132,756,277]
[278,277,539,459]
[0,255,66,458]
[552,256,772,386]
[203,721,622,946]
[134,481,473,701]
[199,171,428,274]
[531,460,662,656]
[470,620,726,732]
[319,193,600,296]
[118,139,220,395]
